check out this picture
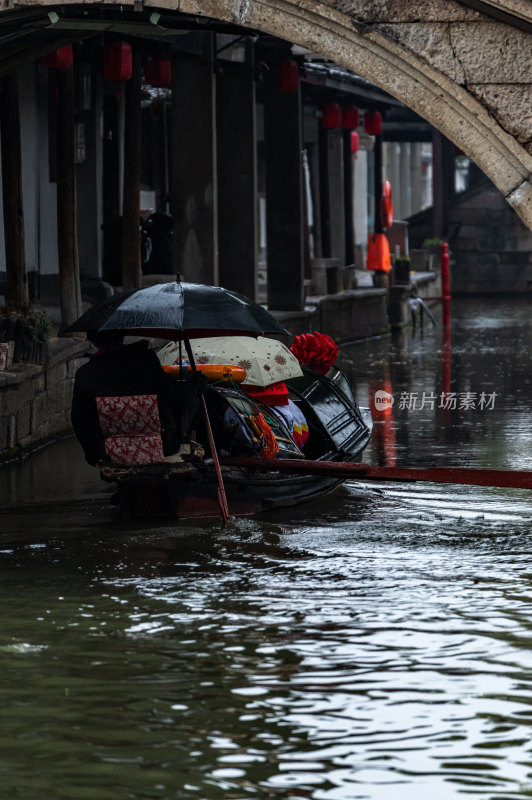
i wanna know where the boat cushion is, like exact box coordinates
[96,394,161,436]
[103,433,165,466]
[96,394,165,466]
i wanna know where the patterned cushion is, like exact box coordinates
[96,395,164,466]
[104,434,165,466]
[96,395,160,436]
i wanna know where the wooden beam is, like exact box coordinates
[373,132,383,234]
[0,71,28,310]
[171,37,218,284]
[56,65,82,326]
[217,43,258,299]
[343,129,354,265]
[122,44,142,290]
[264,64,304,310]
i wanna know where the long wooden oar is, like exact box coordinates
[201,396,230,525]
[220,457,532,490]
[184,333,230,526]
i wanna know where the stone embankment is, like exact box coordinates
[0,338,90,463]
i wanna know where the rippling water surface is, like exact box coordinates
[1,297,531,800]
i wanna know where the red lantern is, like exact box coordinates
[364,109,382,135]
[381,180,393,229]
[103,42,132,82]
[145,58,171,88]
[276,59,300,93]
[322,102,342,130]
[342,105,359,130]
[350,131,360,154]
[40,46,73,70]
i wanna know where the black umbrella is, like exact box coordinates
[64,281,290,339]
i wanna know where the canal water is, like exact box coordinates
[1,296,531,800]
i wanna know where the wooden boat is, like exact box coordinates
[100,365,373,519]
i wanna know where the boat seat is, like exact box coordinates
[96,394,165,466]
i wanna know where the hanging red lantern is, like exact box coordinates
[103,42,132,82]
[342,105,359,130]
[322,102,342,130]
[40,46,73,70]
[350,131,360,154]
[276,59,300,93]
[364,109,382,135]
[145,57,171,88]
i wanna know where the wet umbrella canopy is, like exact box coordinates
[64,281,289,339]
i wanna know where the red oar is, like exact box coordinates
[219,457,532,490]
[201,396,230,525]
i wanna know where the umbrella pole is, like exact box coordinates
[201,395,230,526]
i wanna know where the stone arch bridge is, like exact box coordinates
[1,0,531,229]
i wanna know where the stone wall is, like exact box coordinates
[449,182,532,293]
[0,338,90,460]
[272,288,389,343]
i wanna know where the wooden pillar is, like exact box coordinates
[217,42,257,299]
[343,130,354,265]
[77,65,104,281]
[400,142,412,218]
[328,131,345,265]
[432,130,445,239]
[263,66,304,311]
[390,143,401,220]
[432,131,455,240]
[410,142,423,214]
[373,132,383,234]
[0,72,28,310]
[122,45,142,290]
[172,35,218,284]
[318,125,331,257]
[56,66,82,326]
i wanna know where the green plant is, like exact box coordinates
[422,238,444,248]
[21,311,52,346]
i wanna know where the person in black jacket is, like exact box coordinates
[71,331,207,466]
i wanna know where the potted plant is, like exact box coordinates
[422,238,444,251]
[0,303,52,366]
[422,239,444,271]
[393,255,411,285]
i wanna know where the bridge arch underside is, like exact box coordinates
[2,0,532,229]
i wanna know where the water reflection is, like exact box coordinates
[339,296,532,471]
[0,297,532,799]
